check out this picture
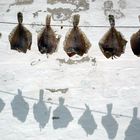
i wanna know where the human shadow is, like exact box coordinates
[11,89,29,122]
[78,104,97,136]
[102,103,119,140]
[0,98,5,113]
[33,89,51,130]
[52,97,73,129]
[124,107,140,140]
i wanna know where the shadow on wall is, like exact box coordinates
[1,88,140,138]
[0,98,5,113]
[11,89,29,122]
[124,107,140,140]
[101,103,119,140]
[52,97,73,129]
[33,89,51,130]
[78,104,97,136]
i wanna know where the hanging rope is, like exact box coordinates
[0,21,140,28]
[0,89,132,119]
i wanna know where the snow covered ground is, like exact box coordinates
[0,0,140,140]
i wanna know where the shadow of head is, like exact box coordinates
[59,97,65,105]
[39,89,44,101]
[17,89,22,96]
[107,103,113,115]
[133,107,138,118]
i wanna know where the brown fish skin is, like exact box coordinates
[64,14,91,57]
[38,26,58,54]
[130,30,140,56]
[99,15,127,59]
[99,27,127,59]
[9,12,32,53]
[64,28,87,57]
[9,25,31,53]
[37,15,58,54]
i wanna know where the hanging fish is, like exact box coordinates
[9,12,32,53]
[130,16,140,56]
[38,15,60,55]
[99,15,127,59]
[64,14,91,57]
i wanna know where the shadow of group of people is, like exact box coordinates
[0,89,140,139]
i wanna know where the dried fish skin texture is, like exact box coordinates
[99,27,127,59]
[130,30,140,56]
[37,26,58,54]
[37,15,59,55]
[9,25,32,53]
[64,27,91,57]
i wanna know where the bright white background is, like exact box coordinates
[0,0,140,140]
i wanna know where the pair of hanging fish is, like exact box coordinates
[9,12,140,58]
[9,12,58,54]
